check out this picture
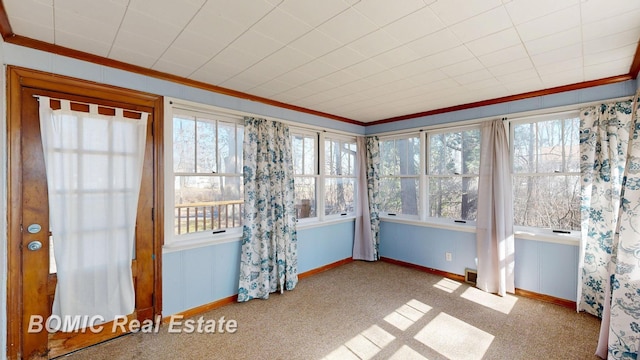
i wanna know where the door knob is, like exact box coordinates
[27,241,43,251]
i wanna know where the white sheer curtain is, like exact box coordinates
[353,136,379,261]
[476,119,515,296]
[39,97,148,330]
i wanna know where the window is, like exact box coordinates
[170,108,244,238]
[379,135,420,216]
[511,114,580,231]
[292,130,318,219]
[427,127,480,222]
[324,136,357,216]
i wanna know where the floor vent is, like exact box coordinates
[465,268,477,285]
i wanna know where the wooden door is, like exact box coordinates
[7,67,162,359]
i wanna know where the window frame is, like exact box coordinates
[290,127,320,223]
[425,124,481,225]
[164,99,245,249]
[378,133,422,220]
[508,111,581,238]
[322,133,358,220]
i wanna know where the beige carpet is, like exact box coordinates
[62,261,601,360]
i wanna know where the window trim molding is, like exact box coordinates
[164,98,245,247]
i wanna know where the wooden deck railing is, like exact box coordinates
[175,200,244,235]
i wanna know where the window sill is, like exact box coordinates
[514,229,580,246]
[380,216,476,233]
[163,217,357,253]
[296,215,356,230]
[163,231,242,253]
[380,217,581,246]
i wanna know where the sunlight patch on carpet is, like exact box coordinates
[388,345,430,360]
[459,287,518,314]
[384,299,432,331]
[414,312,494,360]
[322,345,361,360]
[433,278,462,293]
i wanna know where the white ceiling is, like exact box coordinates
[3,0,640,123]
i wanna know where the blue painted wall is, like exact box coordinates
[163,221,354,316]
[380,221,580,301]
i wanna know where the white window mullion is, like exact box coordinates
[420,130,428,222]
[318,131,326,221]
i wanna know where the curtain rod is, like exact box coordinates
[33,95,149,115]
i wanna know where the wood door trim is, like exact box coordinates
[6,65,164,360]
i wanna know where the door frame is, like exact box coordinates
[6,66,164,359]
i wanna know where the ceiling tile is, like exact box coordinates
[199,0,276,28]
[316,8,378,45]
[406,68,449,85]
[4,0,52,28]
[278,0,350,27]
[109,46,158,68]
[184,6,247,47]
[383,7,445,43]
[454,69,495,85]
[111,29,169,60]
[319,47,367,70]
[275,70,318,87]
[353,0,426,26]
[465,28,521,57]
[584,57,633,81]
[6,17,54,43]
[54,0,127,25]
[496,68,539,84]
[119,8,182,45]
[152,58,199,78]
[441,58,485,77]
[583,28,640,55]
[407,29,462,57]
[289,30,342,58]
[321,70,361,88]
[503,77,544,94]
[515,5,580,42]
[228,30,285,61]
[425,46,475,70]
[580,0,640,23]
[251,8,313,45]
[209,46,262,75]
[55,30,111,57]
[54,8,120,47]
[348,30,401,58]
[582,9,640,40]
[129,0,204,26]
[464,77,503,91]
[524,26,581,55]
[394,58,441,78]
[504,0,578,25]
[295,59,340,79]
[158,45,210,73]
[530,43,582,67]
[540,68,583,88]
[536,57,583,76]
[219,76,258,92]
[170,30,228,59]
[429,0,502,25]
[478,44,529,68]
[449,6,514,43]
[488,57,534,77]
[344,59,387,78]
[584,44,637,67]
[250,78,296,98]
[372,46,421,68]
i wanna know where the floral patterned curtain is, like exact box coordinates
[353,136,380,261]
[237,117,298,302]
[578,95,640,359]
